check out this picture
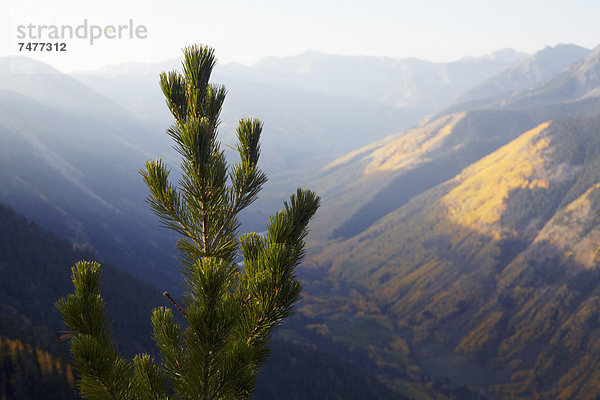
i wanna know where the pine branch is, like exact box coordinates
[163,291,188,319]
[202,352,210,400]
[209,196,241,253]
[175,217,203,251]
[209,168,251,253]
[202,199,209,254]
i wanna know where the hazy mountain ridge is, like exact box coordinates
[456,44,591,104]
[73,49,528,172]
[444,44,600,116]
[0,81,181,287]
[220,49,527,109]
[74,58,425,172]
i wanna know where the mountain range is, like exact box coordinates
[72,48,526,170]
[288,44,600,398]
[2,43,600,399]
[0,47,534,288]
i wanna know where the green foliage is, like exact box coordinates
[57,44,319,400]
[57,261,135,400]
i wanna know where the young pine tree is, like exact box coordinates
[56,44,320,400]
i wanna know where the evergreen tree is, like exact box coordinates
[56,44,320,400]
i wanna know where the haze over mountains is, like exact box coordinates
[73,48,526,169]
[0,46,533,286]
[0,58,180,285]
[2,43,600,399]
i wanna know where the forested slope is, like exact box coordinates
[305,112,600,398]
[291,45,600,399]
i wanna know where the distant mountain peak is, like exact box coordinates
[507,43,600,105]
[571,45,600,83]
[454,43,592,105]
[457,48,527,64]
[486,48,528,61]
[532,43,590,65]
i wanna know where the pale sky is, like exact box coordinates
[2,0,599,73]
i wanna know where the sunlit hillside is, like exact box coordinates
[301,86,600,398]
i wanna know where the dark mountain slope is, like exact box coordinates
[0,204,410,399]
[0,204,165,355]
[0,57,164,150]
[0,203,166,399]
